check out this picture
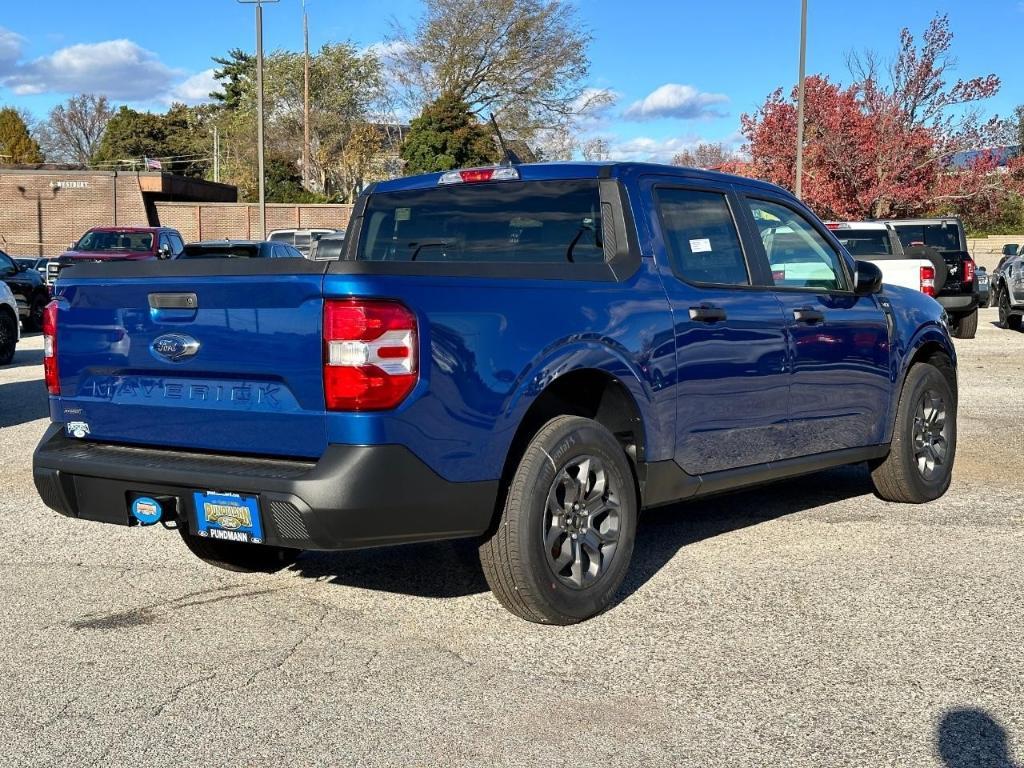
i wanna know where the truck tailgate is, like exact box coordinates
[53,261,328,458]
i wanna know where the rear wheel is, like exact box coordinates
[946,309,978,339]
[0,311,16,365]
[479,415,638,624]
[999,289,1022,331]
[179,527,300,573]
[870,363,956,503]
[949,309,978,339]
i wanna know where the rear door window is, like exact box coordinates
[655,188,750,285]
[357,180,603,263]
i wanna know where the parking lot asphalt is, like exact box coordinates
[1,309,1022,768]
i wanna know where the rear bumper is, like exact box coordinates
[937,294,978,314]
[32,423,498,551]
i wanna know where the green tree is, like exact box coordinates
[91,104,211,177]
[0,107,44,164]
[207,42,389,201]
[211,49,256,111]
[400,93,497,174]
[91,107,168,169]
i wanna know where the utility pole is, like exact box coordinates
[238,0,278,239]
[303,0,311,190]
[795,0,808,199]
[213,126,220,183]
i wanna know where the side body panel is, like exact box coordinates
[320,266,677,483]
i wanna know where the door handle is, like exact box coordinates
[688,305,727,323]
[792,308,825,324]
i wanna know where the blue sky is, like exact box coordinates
[1,0,1021,161]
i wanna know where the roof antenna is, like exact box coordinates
[489,113,522,166]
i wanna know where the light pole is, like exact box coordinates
[795,0,808,199]
[303,0,311,191]
[238,0,278,239]
[17,185,60,257]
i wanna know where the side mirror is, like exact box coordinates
[157,244,172,260]
[69,242,77,250]
[854,260,883,296]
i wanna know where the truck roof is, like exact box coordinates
[371,161,789,196]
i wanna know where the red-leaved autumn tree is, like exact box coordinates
[741,14,1011,221]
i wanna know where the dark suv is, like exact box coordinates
[0,249,49,330]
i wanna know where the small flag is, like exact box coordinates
[145,157,163,170]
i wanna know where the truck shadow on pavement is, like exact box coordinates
[0,379,48,428]
[6,347,44,369]
[937,708,1020,767]
[291,463,876,603]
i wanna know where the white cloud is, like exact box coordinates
[624,83,729,121]
[363,40,412,64]
[168,68,218,105]
[0,37,180,100]
[0,27,22,70]
[604,132,746,163]
[606,135,702,163]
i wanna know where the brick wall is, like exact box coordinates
[154,202,354,242]
[0,171,132,256]
[967,235,1024,271]
[0,169,235,257]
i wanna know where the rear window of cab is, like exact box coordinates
[357,180,604,264]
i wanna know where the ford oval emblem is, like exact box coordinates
[150,333,200,363]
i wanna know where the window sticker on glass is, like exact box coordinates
[689,238,712,253]
[395,207,411,222]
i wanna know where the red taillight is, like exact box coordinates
[920,265,936,297]
[459,169,494,183]
[438,166,520,185]
[963,258,975,284]
[42,300,59,395]
[323,299,417,411]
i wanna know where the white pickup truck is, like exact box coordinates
[826,221,946,297]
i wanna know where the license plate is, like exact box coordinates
[192,491,264,544]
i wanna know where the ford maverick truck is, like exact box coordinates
[33,162,958,624]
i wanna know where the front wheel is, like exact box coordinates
[949,308,978,339]
[479,415,638,624]
[999,289,1022,331]
[0,311,17,365]
[870,363,956,503]
[179,527,301,573]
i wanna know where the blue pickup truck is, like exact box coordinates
[33,162,958,624]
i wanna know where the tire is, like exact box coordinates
[949,309,978,339]
[479,415,638,624]
[0,311,16,365]
[870,363,956,504]
[999,288,1022,331]
[178,526,301,573]
[23,294,46,332]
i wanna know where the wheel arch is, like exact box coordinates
[886,329,957,445]
[494,364,650,531]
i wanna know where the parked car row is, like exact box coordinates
[826,217,981,338]
[44,226,346,284]
[0,248,50,331]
